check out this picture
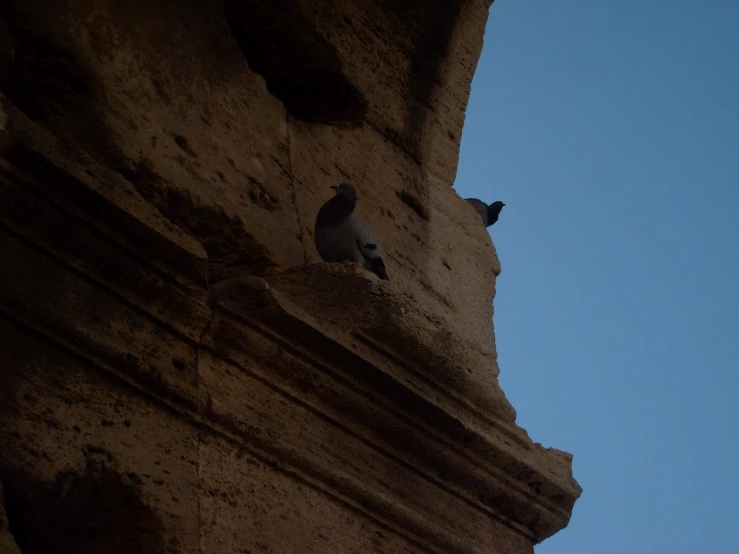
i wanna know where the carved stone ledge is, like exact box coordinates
[207,270,581,545]
[0,94,209,288]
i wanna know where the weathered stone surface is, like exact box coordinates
[0,0,580,552]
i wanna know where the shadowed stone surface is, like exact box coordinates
[0,0,580,552]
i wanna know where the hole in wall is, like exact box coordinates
[223,0,367,127]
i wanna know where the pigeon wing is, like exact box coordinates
[465,198,489,226]
[349,214,390,280]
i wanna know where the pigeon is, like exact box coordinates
[465,199,505,227]
[314,183,390,280]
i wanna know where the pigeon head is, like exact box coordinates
[486,201,505,227]
[489,201,505,216]
[330,182,358,210]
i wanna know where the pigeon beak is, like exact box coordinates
[330,185,338,191]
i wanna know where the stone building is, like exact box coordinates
[0,1,580,552]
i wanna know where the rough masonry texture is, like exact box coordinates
[0,1,581,553]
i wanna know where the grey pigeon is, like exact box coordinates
[314,183,389,280]
[465,199,505,227]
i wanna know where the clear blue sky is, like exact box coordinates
[455,1,739,552]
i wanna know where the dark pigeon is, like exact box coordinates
[465,199,505,227]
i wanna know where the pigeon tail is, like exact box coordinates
[364,257,390,280]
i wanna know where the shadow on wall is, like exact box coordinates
[117,157,281,283]
[1,454,169,554]
[0,8,121,164]
[376,0,462,164]
[223,0,368,128]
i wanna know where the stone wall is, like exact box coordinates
[0,1,580,552]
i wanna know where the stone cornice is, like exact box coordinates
[206,274,580,544]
